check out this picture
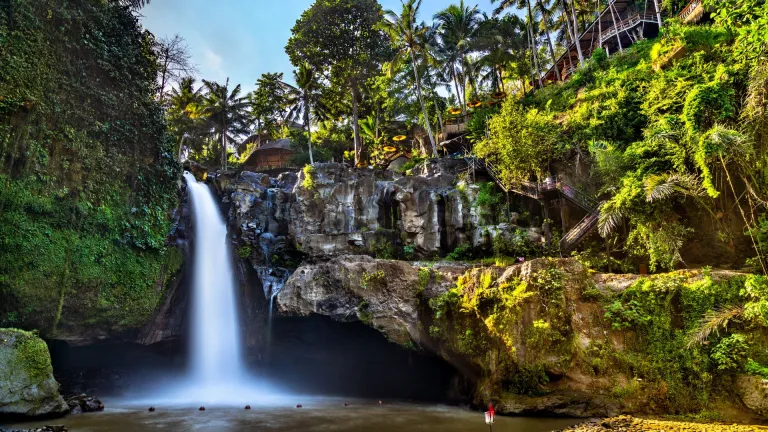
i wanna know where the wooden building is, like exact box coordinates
[543,0,662,83]
[241,138,297,175]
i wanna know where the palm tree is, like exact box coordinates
[434,1,484,112]
[166,77,204,160]
[474,16,527,93]
[198,79,250,170]
[381,0,437,158]
[534,0,562,81]
[492,0,544,87]
[284,63,329,165]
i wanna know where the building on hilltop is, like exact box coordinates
[241,138,298,175]
[543,0,663,83]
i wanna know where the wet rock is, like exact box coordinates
[735,374,768,418]
[65,394,104,414]
[0,329,69,417]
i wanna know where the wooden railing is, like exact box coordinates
[246,163,298,173]
[560,212,600,252]
[598,13,659,45]
[462,159,601,252]
[678,0,703,22]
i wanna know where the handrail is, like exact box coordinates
[463,158,602,252]
[560,212,599,252]
[678,0,702,21]
[598,13,659,45]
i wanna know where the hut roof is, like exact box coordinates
[256,138,293,152]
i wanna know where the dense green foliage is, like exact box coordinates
[476,13,768,272]
[428,262,768,413]
[0,0,181,335]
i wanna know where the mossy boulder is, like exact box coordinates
[0,329,68,417]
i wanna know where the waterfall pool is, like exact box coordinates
[5,398,581,432]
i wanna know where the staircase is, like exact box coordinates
[463,158,601,253]
[678,0,704,23]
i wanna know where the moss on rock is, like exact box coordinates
[0,328,68,417]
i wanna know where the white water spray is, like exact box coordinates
[124,173,290,406]
[185,172,245,388]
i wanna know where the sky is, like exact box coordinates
[141,0,499,94]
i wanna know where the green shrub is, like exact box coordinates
[711,334,749,372]
[447,243,474,261]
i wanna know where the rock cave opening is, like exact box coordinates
[266,315,462,401]
[377,191,401,231]
[46,315,463,404]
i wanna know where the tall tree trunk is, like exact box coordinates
[538,0,562,81]
[568,0,584,65]
[257,118,262,148]
[609,3,624,52]
[159,49,169,105]
[526,1,544,87]
[304,92,314,165]
[178,135,186,161]
[221,120,227,171]
[452,70,465,114]
[497,65,505,93]
[652,0,663,27]
[410,49,437,157]
[351,80,362,165]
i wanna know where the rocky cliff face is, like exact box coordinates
[213,163,541,278]
[276,256,761,419]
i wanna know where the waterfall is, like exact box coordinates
[184,172,245,387]
[126,174,287,406]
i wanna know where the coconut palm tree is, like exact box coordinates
[381,0,437,158]
[434,1,484,112]
[166,77,205,160]
[198,79,251,170]
[474,16,527,93]
[491,0,545,87]
[283,63,330,165]
[534,0,562,81]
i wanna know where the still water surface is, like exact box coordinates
[6,398,580,432]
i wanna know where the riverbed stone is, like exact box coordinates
[0,329,68,417]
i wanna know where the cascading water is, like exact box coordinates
[139,173,286,406]
[184,172,245,390]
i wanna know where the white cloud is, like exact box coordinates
[202,48,226,82]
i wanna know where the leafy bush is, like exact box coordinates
[447,243,474,261]
[710,334,749,372]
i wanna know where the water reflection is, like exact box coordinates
[7,399,580,432]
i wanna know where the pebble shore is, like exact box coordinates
[557,416,768,431]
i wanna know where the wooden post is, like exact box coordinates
[609,2,624,52]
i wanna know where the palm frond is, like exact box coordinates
[645,173,707,202]
[597,201,623,237]
[687,304,745,348]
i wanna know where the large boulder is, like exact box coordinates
[736,374,768,418]
[0,329,68,417]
